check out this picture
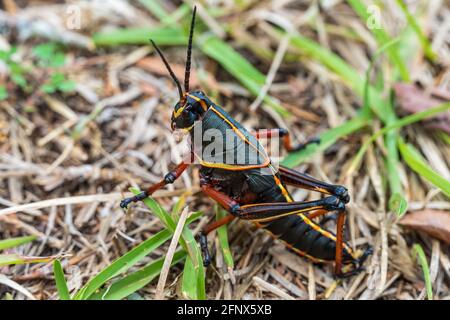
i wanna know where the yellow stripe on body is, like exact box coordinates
[187,93,208,111]
[299,213,354,256]
[210,106,269,162]
[243,207,322,223]
[273,170,293,202]
[194,152,270,170]
[195,106,272,170]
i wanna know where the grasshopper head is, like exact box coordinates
[171,91,209,131]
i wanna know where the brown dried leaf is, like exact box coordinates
[399,210,450,243]
[394,83,450,134]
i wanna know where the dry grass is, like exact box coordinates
[0,0,449,300]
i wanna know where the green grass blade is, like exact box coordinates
[289,32,387,122]
[196,258,206,300]
[385,131,406,215]
[180,235,205,300]
[284,98,449,174]
[216,206,234,269]
[178,213,205,300]
[413,244,433,300]
[198,34,289,117]
[93,27,289,117]
[138,0,170,21]
[437,132,450,145]
[389,193,408,217]
[275,20,403,167]
[285,30,362,85]
[347,102,450,181]
[88,250,186,300]
[134,190,206,300]
[281,113,369,167]
[73,229,172,300]
[384,91,405,215]
[53,260,70,300]
[134,189,202,233]
[398,138,450,197]
[139,0,190,26]
[395,0,436,61]
[270,26,388,124]
[347,0,410,81]
[363,37,402,114]
[0,254,56,266]
[74,198,201,300]
[181,256,198,299]
[0,235,37,251]
[360,34,408,215]
[93,27,187,46]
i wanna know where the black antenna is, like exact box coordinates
[150,39,184,100]
[184,6,197,93]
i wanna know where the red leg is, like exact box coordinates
[300,208,346,275]
[120,161,190,209]
[289,207,346,275]
[278,165,349,203]
[200,185,239,212]
[201,185,345,223]
[204,214,235,235]
[198,214,235,266]
[147,162,189,194]
[307,209,329,220]
[334,211,345,276]
[302,208,372,278]
[199,184,367,275]
[200,179,372,276]
[252,128,320,152]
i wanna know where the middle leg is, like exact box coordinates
[252,128,320,152]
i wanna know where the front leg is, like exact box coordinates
[120,161,189,209]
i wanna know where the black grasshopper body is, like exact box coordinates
[187,91,363,271]
[120,7,372,277]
